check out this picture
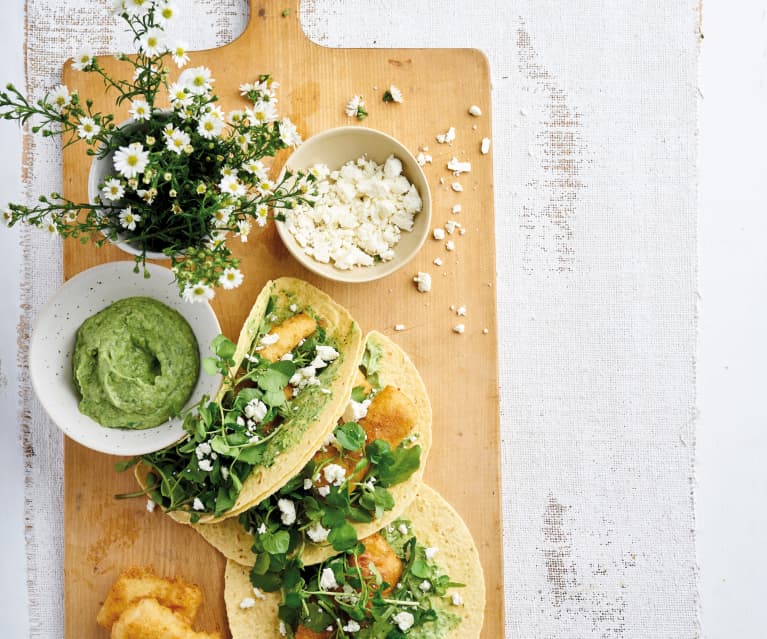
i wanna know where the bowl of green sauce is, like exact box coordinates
[29,261,222,455]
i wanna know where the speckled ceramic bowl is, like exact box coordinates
[276,126,432,283]
[29,262,221,456]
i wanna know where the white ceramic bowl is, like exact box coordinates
[276,126,432,283]
[29,261,222,456]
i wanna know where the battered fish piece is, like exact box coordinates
[258,313,317,362]
[352,368,373,396]
[352,533,403,596]
[96,566,202,628]
[294,627,332,639]
[358,385,416,450]
[110,598,221,639]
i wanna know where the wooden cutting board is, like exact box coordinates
[61,1,502,636]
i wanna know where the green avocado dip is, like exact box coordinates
[72,296,200,430]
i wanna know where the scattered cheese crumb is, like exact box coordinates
[433,257,443,266]
[453,324,465,334]
[468,104,482,116]
[317,485,331,497]
[394,324,406,331]
[393,611,415,632]
[277,498,296,525]
[416,152,433,166]
[445,240,455,251]
[452,592,464,606]
[413,272,432,293]
[481,137,491,154]
[445,220,461,234]
[433,227,446,240]
[425,546,440,559]
[419,580,432,592]
[447,157,472,175]
[146,499,156,513]
[320,567,339,591]
[239,597,256,609]
[192,497,204,511]
[252,587,267,600]
[398,523,409,535]
[483,328,489,334]
[457,305,467,316]
[436,126,456,144]
[451,182,463,192]
[452,204,462,214]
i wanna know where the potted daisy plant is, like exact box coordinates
[0,0,312,302]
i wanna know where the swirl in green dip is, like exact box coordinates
[72,296,199,429]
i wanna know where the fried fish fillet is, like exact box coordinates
[259,313,317,362]
[351,532,403,596]
[96,566,202,628]
[294,627,332,639]
[359,385,417,450]
[110,598,220,639]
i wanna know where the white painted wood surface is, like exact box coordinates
[0,0,764,636]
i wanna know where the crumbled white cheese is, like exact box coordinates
[453,324,465,334]
[192,497,205,511]
[469,104,482,116]
[481,137,491,154]
[451,182,463,192]
[457,305,467,316]
[284,155,423,270]
[244,398,268,422]
[260,332,280,346]
[483,328,489,334]
[280,352,294,361]
[323,463,347,487]
[198,459,213,472]
[252,587,267,600]
[257,523,267,535]
[415,152,433,166]
[447,157,472,175]
[398,523,409,535]
[436,126,456,144]
[413,272,432,293]
[320,567,338,591]
[343,620,362,632]
[277,498,296,525]
[433,257,443,266]
[318,485,331,497]
[419,580,432,592]
[425,546,440,559]
[306,521,330,543]
[394,324,406,332]
[433,227,445,240]
[239,597,256,609]
[344,398,371,423]
[289,303,298,312]
[146,499,156,513]
[303,478,313,491]
[393,611,415,632]
[452,592,464,606]
[279,621,287,637]
[452,204,462,214]
[445,220,461,235]
[445,240,455,251]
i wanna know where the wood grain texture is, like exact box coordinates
[61,1,501,636]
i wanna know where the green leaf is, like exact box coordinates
[262,389,286,407]
[377,445,421,488]
[210,435,234,457]
[211,334,236,359]
[411,559,431,579]
[202,356,218,376]
[237,444,264,465]
[250,570,281,592]
[328,522,358,551]
[252,551,271,575]
[351,385,367,402]
[335,421,366,451]
[258,360,295,392]
[262,530,290,554]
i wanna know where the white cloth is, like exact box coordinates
[21,1,699,637]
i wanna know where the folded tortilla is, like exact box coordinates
[193,330,433,565]
[224,483,486,639]
[137,277,364,525]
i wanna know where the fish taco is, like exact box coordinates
[132,277,364,524]
[224,484,485,639]
[194,330,433,566]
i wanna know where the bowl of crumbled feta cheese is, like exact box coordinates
[277,126,431,282]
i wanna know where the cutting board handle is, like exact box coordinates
[243,0,312,48]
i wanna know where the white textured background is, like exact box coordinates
[3,0,763,637]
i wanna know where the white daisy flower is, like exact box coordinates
[212,206,232,228]
[239,82,255,96]
[110,0,126,15]
[255,178,274,197]
[228,109,246,124]
[124,0,151,17]
[167,82,192,108]
[178,66,213,95]
[101,177,124,202]
[278,118,302,147]
[113,142,149,178]
[197,113,225,139]
[250,100,278,124]
[165,128,191,154]
[387,84,404,103]
[243,159,266,179]
[156,1,178,24]
[1,209,13,227]
[255,203,269,227]
[206,105,225,120]
[118,207,140,231]
[237,219,251,242]
[219,174,246,197]
[182,282,215,304]
[170,42,189,68]
[72,45,95,72]
[77,116,100,140]
[219,267,244,290]
[205,229,228,248]
[128,98,151,121]
[49,85,71,113]
[41,214,58,235]
[220,166,238,179]
[139,28,166,57]
[344,95,364,117]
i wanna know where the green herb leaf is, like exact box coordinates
[335,421,366,451]
[328,522,358,551]
[262,530,291,554]
[351,385,367,402]
[377,444,421,487]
